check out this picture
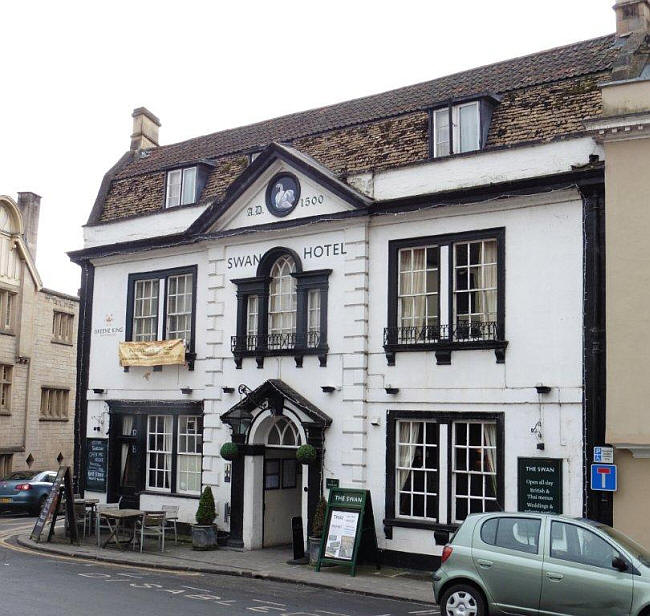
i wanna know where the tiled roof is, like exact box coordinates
[94,34,622,225]
[114,34,619,180]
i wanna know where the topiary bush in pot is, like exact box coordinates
[192,486,217,550]
[296,444,317,465]
[220,441,239,461]
[309,496,328,565]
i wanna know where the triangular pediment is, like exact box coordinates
[189,143,372,234]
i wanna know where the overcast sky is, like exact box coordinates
[0,0,614,295]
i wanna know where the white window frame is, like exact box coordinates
[268,255,297,346]
[433,101,481,158]
[307,288,321,348]
[452,101,481,154]
[146,415,173,492]
[246,295,258,350]
[176,415,202,495]
[166,273,193,343]
[165,167,197,208]
[395,419,440,521]
[451,420,498,523]
[397,246,440,338]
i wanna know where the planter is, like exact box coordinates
[216,530,230,547]
[191,524,217,550]
[308,535,322,565]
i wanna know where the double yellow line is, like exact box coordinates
[0,523,199,575]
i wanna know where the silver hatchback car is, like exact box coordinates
[433,512,650,616]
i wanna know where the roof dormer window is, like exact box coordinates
[165,167,197,208]
[433,101,481,158]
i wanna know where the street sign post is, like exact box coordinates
[591,464,617,492]
[594,446,614,464]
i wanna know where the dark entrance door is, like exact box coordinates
[108,414,146,508]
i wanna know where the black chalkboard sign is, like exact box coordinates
[30,466,77,544]
[518,457,563,514]
[86,438,108,491]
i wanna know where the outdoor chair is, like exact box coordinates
[161,504,179,544]
[95,502,120,537]
[73,502,89,538]
[133,512,166,553]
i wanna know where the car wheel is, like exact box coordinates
[440,584,486,616]
[32,495,47,516]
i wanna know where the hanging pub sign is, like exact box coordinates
[517,457,563,514]
[30,466,78,544]
[86,438,108,492]
[315,488,380,576]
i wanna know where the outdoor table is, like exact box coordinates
[97,509,143,549]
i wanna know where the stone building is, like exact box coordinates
[0,192,79,477]
[68,2,650,566]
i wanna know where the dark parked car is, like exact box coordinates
[0,470,57,514]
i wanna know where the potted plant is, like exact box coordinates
[308,496,327,565]
[192,486,217,550]
[220,441,239,461]
[296,444,317,466]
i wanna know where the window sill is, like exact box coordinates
[383,517,458,539]
[123,351,196,373]
[233,346,329,369]
[383,340,508,366]
[51,339,74,347]
[0,329,15,338]
[39,416,69,422]
[140,490,200,500]
[0,410,10,416]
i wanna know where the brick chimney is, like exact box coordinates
[614,0,650,36]
[16,192,40,259]
[130,107,161,152]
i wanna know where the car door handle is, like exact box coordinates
[477,559,493,568]
[546,572,564,581]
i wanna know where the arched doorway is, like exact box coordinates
[221,379,332,551]
[255,415,303,547]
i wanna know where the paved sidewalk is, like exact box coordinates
[16,533,434,604]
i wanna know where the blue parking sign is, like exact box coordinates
[591,464,617,492]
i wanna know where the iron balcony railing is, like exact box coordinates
[383,321,499,346]
[231,330,321,353]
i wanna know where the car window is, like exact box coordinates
[596,524,650,567]
[480,517,541,554]
[551,522,621,570]
[481,518,498,545]
[44,474,56,484]
[7,471,37,480]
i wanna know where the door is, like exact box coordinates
[263,453,302,547]
[109,414,145,508]
[472,516,544,615]
[539,521,633,616]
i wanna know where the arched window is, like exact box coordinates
[232,246,331,367]
[0,201,21,288]
[268,255,297,347]
[266,417,302,447]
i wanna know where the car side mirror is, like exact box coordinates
[612,556,628,572]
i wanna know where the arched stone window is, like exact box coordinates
[268,255,297,347]
[231,246,331,367]
[0,200,22,286]
[266,417,302,447]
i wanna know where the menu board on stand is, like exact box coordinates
[315,488,379,576]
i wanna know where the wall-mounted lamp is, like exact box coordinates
[385,386,400,395]
[181,387,193,395]
[535,384,552,395]
[321,386,336,393]
[222,386,235,394]
[92,388,105,394]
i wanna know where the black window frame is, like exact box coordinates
[384,410,505,538]
[230,247,331,369]
[108,400,204,499]
[125,265,198,370]
[384,228,506,365]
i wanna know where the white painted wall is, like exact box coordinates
[82,142,590,550]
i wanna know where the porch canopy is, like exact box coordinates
[220,379,332,439]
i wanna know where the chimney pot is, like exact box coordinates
[130,107,161,152]
[614,0,650,36]
[16,192,41,260]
